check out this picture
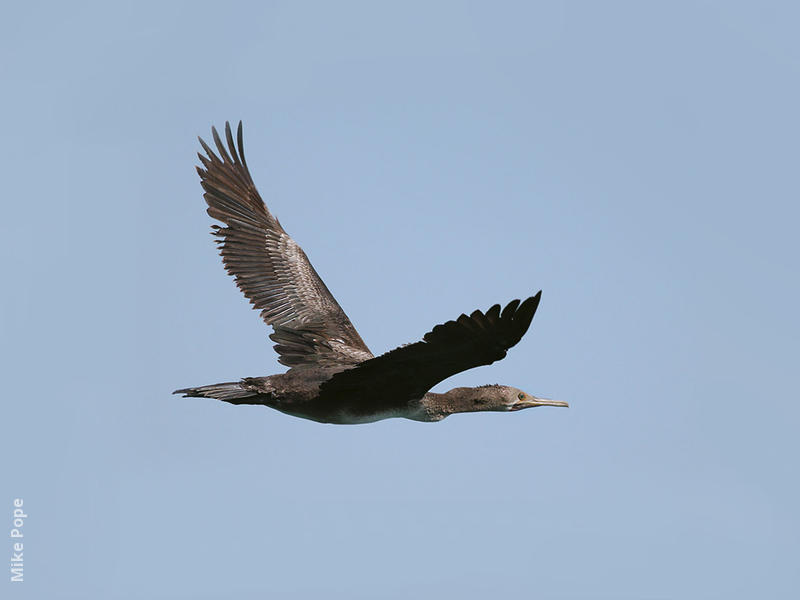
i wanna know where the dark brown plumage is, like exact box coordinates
[175,122,567,423]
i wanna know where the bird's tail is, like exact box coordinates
[173,381,263,405]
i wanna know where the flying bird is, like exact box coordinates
[174,122,567,424]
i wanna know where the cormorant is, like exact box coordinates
[174,122,567,424]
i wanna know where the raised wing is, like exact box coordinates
[320,293,542,407]
[197,121,372,368]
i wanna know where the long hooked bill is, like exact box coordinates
[511,396,569,410]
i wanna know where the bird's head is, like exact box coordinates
[487,385,569,411]
[434,385,568,417]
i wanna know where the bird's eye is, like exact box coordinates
[517,392,525,400]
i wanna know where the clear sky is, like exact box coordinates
[2,1,799,598]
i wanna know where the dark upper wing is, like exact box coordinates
[319,293,542,406]
[196,121,372,368]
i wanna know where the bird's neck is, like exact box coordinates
[417,387,494,421]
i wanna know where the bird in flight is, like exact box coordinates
[175,122,567,424]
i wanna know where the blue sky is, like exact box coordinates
[3,1,799,598]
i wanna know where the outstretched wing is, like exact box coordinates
[197,121,372,368]
[320,293,542,407]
